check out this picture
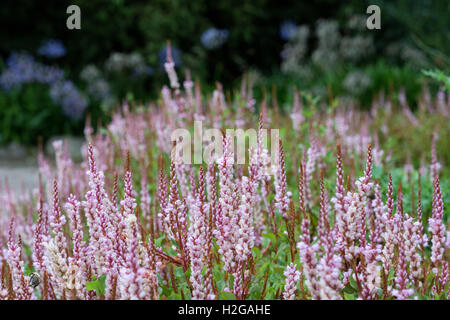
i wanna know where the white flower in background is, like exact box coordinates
[201,28,229,50]
[343,70,372,95]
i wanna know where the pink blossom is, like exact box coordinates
[428,177,445,275]
[283,263,300,300]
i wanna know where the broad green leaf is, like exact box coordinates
[262,232,276,243]
[221,291,236,300]
[344,292,355,300]
[155,234,165,247]
[86,274,107,296]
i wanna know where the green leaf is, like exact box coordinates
[168,292,182,300]
[155,234,165,247]
[23,261,35,276]
[273,265,285,274]
[251,247,262,259]
[422,69,450,91]
[343,283,356,294]
[349,276,358,291]
[86,274,107,296]
[99,127,109,136]
[86,278,96,291]
[344,292,355,300]
[221,291,236,300]
[174,266,185,278]
[262,232,276,243]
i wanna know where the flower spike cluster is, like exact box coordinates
[0,68,448,301]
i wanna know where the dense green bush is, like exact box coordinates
[0,84,78,145]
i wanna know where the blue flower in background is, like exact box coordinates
[158,45,182,70]
[34,64,66,84]
[133,65,153,78]
[0,53,36,90]
[37,39,66,58]
[86,78,111,101]
[0,51,86,120]
[50,80,88,120]
[280,20,297,40]
[0,52,64,91]
[201,28,229,49]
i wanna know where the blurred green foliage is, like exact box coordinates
[0,0,448,145]
[423,69,450,91]
[3,0,447,84]
[380,0,450,70]
[0,83,81,145]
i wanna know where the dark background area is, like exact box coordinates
[0,0,448,145]
[3,0,447,82]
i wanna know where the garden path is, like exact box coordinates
[0,162,39,194]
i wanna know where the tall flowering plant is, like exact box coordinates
[0,46,448,300]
